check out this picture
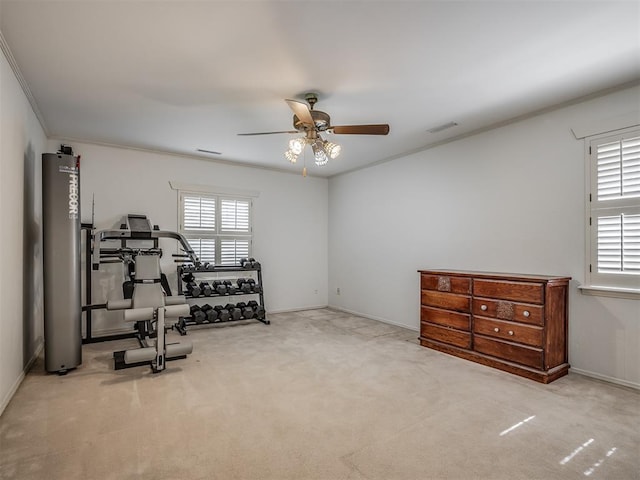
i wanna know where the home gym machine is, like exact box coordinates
[92,214,198,372]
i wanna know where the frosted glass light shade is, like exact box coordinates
[284,149,298,163]
[289,137,306,155]
[324,141,341,159]
[314,150,328,166]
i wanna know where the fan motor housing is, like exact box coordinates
[293,110,331,132]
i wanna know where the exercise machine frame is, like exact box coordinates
[84,214,198,372]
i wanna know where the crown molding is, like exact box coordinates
[0,28,48,135]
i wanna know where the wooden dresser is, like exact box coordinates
[418,269,571,383]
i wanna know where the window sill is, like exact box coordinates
[578,285,640,300]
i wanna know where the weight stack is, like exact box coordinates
[42,153,82,373]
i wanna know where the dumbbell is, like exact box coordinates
[236,278,251,294]
[212,280,227,295]
[185,282,202,297]
[200,304,219,323]
[250,280,263,294]
[250,259,261,270]
[236,301,254,319]
[247,301,266,319]
[241,257,259,269]
[225,303,242,321]
[182,273,195,284]
[189,305,206,324]
[223,280,237,295]
[199,281,213,297]
[213,305,231,322]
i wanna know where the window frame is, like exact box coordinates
[178,190,252,266]
[582,126,640,299]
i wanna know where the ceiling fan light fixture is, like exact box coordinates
[310,137,324,150]
[289,137,306,155]
[310,139,329,166]
[284,149,298,163]
[314,149,329,166]
[324,141,341,159]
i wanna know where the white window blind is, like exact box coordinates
[597,214,640,274]
[183,195,215,231]
[179,192,252,266]
[220,198,250,232]
[187,238,216,264]
[596,136,640,201]
[220,238,250,266]
[587,128,640,292]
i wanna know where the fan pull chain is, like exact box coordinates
[302,147,307,177]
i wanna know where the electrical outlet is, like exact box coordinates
[337,287,341,295]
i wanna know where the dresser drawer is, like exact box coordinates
[421,322,471,349]
[421,306,470,331]
[421,291,471,312]
[473,279,544,304]
[473,317,543,347]
[472,298,543,326]
[474,335,543,369]
[421,274,471,295]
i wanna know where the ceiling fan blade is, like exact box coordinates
[238,130,298,136]
[331,124,390,135]
[285,99,314,126]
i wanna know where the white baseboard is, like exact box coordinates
[267,304,329,314]
[0,339,44,417]
[328,305,419,331]
[570,368,640,391]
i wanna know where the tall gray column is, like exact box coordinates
[42,153,81,373]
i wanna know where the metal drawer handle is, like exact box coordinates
[508,330,514,336]
[523,310,530,317]
[494,327,499,332]
[481,305,488,311]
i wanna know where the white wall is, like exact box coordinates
[0,43,47,414]
[328,85,640,387]
[47,141,328,334]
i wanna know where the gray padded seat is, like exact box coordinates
[132,255,166,309]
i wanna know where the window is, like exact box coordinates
[179,191,252,265]
[585,127,640,295]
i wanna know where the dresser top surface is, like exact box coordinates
[418,269,571,283]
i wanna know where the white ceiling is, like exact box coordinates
[1,1,639,177]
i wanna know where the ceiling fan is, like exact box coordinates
[238,93,390,168]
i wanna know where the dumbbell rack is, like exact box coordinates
[174,263,269,334]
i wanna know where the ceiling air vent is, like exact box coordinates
[197,149,221,155]
[427,121,458,134]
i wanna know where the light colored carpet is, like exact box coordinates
[0,308,638,480]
